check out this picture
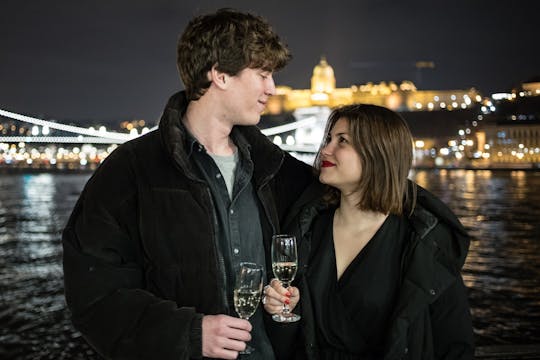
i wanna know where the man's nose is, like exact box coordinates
[265,75,276,96]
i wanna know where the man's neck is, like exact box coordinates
[182,97,237,156]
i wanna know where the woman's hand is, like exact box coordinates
[262,278,300,314]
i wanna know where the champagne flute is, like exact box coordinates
[233,262,263,354]
[271,234,301,322]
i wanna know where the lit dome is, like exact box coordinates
[311,57,336,94]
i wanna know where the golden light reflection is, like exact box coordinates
[413,170,428,188]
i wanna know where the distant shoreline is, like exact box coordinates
[0,166,95,174]
[2,165,540,174]
[413,165,540,172]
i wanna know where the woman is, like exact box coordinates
[263,104,474,359]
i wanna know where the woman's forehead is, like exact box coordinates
[330,118,349,133]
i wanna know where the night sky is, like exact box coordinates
[1,0,539,124]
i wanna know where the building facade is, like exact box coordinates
[266,57,482,114]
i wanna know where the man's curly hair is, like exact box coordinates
[177,8,291,101]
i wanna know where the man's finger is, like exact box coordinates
[223,316,252,331]
[213,349,239,360]
[225,327,252,342]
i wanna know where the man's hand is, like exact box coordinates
[202,314,252,359]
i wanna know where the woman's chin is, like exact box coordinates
[319,177,337,188]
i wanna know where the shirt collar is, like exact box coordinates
[230,126,252,159]
[179,120,203,158]
[181,121,252,159]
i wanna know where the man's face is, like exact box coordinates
[223,67,276,126]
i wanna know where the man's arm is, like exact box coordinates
[62,147,203,359]
[273,152,315,224]
[63,145,254,359]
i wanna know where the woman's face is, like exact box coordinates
[319,118,362,194]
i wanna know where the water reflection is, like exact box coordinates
[20,174,57,263]
[0,173,96,359]
[0,170,539,358]
[412,169,540,345]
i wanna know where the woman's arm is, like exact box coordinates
[430,276,475,359]
[263,279,302,360]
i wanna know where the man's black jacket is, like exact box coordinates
[62,91,313,359]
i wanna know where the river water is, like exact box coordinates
[0,169,539,358]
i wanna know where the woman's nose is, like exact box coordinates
[321,142,333,155]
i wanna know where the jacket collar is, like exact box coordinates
[158,91,285,186]
[411,183,470,269]
[384,185,470,359]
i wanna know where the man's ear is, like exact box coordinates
[208,64,229,90]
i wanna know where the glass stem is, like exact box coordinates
[282,282,290,314]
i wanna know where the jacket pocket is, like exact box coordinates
[140,187,219,312]
[142,188,213,264]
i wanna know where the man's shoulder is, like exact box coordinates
[86,130,163,186]
[236,125,270,145]
[276,149,313,181]
[125,128,162,150]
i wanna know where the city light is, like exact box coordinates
[286,135,295,146]
[1,70,539,170]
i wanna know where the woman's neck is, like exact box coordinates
[336,192,387,230]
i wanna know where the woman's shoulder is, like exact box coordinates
[409,183,470,270]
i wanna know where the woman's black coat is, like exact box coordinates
[273,182,474,360]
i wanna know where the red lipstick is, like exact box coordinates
[321,161,335,168]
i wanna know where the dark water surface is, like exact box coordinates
[413,169,540,346]
[0,170,539,358]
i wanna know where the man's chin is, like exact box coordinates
[240,116,261,126]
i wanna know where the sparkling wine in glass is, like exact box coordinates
[271,234,301,322]
[233,262,263,354]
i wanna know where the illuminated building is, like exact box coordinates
[476,79,540,167]
[266,57,481,114]
[263,57,485,168]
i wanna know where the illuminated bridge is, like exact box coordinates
[0,107,328,153]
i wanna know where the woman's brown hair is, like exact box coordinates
[314,104,416,215]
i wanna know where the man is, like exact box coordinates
[62,9,312,360]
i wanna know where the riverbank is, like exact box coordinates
[0,166,95,174]
[2,163,540,174]
[475,344,540,359]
